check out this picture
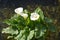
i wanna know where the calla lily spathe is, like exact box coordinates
[30,12,39,21]
[21,13,28,19]
[15,7,28,19]
[14,7,23,15]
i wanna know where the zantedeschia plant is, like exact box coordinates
[2,7,56,40]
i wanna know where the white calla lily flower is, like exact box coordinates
[14,7,28,19]
[21,14,28,19]
[30,12,39,21]
[14,7,23,15]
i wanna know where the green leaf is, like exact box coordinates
[35,24,47,38]
[45,17,53,23]
[40,30,45,37]
[2,27,18,35]
[15,30,25,40]
[4,19,11,25]
[24,9,28,13]
[35,7,42,13]
[35,7,44,21]
[48,24,56,32]
[39,11,44,21]
[20,35,26,40]
[27,30,34,40]
[7,36,13,39]
[4,19,18,26]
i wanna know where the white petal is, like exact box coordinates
[21,14,28,19]
[31,12,37,16]
[30,12,39,21]
[14,7,23,14]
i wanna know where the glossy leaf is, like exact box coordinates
[15,30,25,40]
[2,27,18,35]
[35,7,44,21]
[27,30,34,40]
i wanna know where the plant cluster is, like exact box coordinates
[2,7,56,40]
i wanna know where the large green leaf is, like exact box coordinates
[15,30,26,40]
[39,11,44,21]
[4,19,18,26]
[35,7,44,21]
[35,7,42,13]
[35,24,47,38]
[2,27,18,35]
[20,35,26,40]
[27,30,34,40]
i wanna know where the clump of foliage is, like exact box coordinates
[2,7,56,40]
